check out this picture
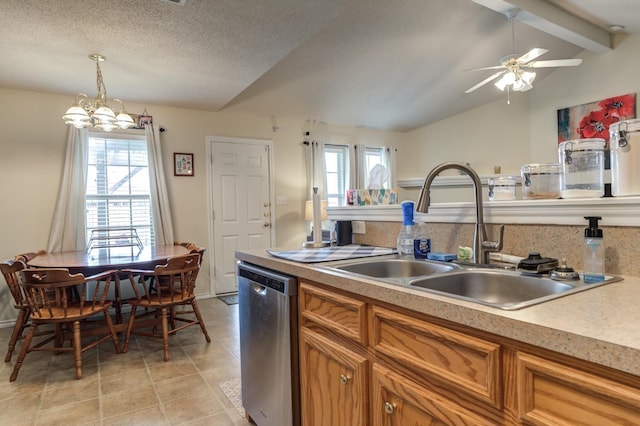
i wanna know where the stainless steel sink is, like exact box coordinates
[408,269,622,310]
[327,257,459,279]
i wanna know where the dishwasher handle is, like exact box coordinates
[251,283,267,296]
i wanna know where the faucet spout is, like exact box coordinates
[417,162,501,264]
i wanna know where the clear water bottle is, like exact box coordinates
[396,201,415,257]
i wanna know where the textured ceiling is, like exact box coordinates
[0,0,638,132]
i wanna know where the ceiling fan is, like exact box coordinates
[464,8,582,96]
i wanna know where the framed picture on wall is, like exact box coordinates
[174,153,194,176]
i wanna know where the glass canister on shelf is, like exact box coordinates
[487,176,517,201]
[558,138,605,199]
[521,163,561,199]
[610,118,640,197]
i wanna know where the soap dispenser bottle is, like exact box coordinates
[396,201,415,257]
[583,216,605,283]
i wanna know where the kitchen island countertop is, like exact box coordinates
[237,247,640,377]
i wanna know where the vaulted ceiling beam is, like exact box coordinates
[469,0,612,53]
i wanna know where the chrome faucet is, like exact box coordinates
[416,162,503,264]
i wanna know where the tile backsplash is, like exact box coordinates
[353,221,640,277]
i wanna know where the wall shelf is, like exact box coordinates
[326,197,640,227]
[397,175,521,189]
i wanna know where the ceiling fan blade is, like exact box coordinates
[464,70,506,94]
[464,65,507,72]
[517,48,548,64]
[526,58,583,68]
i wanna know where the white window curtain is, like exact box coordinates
[383,146,398,189]
[303,120,329,199]
[48,125,174,252]
[145,124,174,245]
[47,128,89,252]
[351,143,367,190]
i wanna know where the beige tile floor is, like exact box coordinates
[0,298,250,425]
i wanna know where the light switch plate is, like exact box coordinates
[276,195,288,205]
[352,220,366,234]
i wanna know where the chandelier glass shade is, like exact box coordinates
[62,54,136,131]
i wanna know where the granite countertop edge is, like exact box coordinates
[236,248,640,377]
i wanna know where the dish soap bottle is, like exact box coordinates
[583,216,604,283]
[396,201,415,257]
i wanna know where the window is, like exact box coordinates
[323,144,349,206]
[364,146,392,188]
[86,132,154,253]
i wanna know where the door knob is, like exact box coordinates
[263,202,269,207]
[339,374,350,385]
[264,222,271,228]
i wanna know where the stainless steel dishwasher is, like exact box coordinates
[238,262,299,426]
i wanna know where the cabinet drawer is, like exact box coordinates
[516,352,640,425]
[299,282,368,346]
[370,305,502,408]
[371,363,493,426]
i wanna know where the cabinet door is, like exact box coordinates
[371,363,492,426]
[300,327,368,426]
[515,352,640,425]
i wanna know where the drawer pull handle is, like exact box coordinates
[339,374,350,385]
[384,402,396,414]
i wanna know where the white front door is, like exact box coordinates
[207,137,274,295]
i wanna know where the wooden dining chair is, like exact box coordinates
[13,249,47,264]
[0,260,34,362]
[121,253,211,361]
[10,268,121,382]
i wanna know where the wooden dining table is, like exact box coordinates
[27,244,190,275]
[27,244,191,326]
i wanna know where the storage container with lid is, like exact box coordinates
[610,118,640,196]
[487,176,517,201]
[520,163,561,199]
[558,138,605,199]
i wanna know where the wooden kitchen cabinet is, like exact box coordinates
[371,363,492,425]
[512,351,640,425]
[298,279,640,425]
[299,282,369,426]
[299,327,369,426]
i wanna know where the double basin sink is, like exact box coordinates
[323,256,622,310]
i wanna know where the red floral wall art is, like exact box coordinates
[557,93,636,144]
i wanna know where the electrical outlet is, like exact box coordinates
[352,220,366,234]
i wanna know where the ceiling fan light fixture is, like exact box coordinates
[494,77,508,91]
[521,71,536,85]
[464,7,579,97]
[63,54,135,132]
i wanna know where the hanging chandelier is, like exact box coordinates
[62,54,136,131]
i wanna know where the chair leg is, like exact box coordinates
[122,305,138,353]
[103,311,121,354]
[161,307,170,362]
[10,323,37,382]
[5,308,28,362]
[169,307,177,330]
[72,320,82,380]
[191,300,211,343]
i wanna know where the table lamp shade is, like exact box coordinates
[304,199,328,221]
